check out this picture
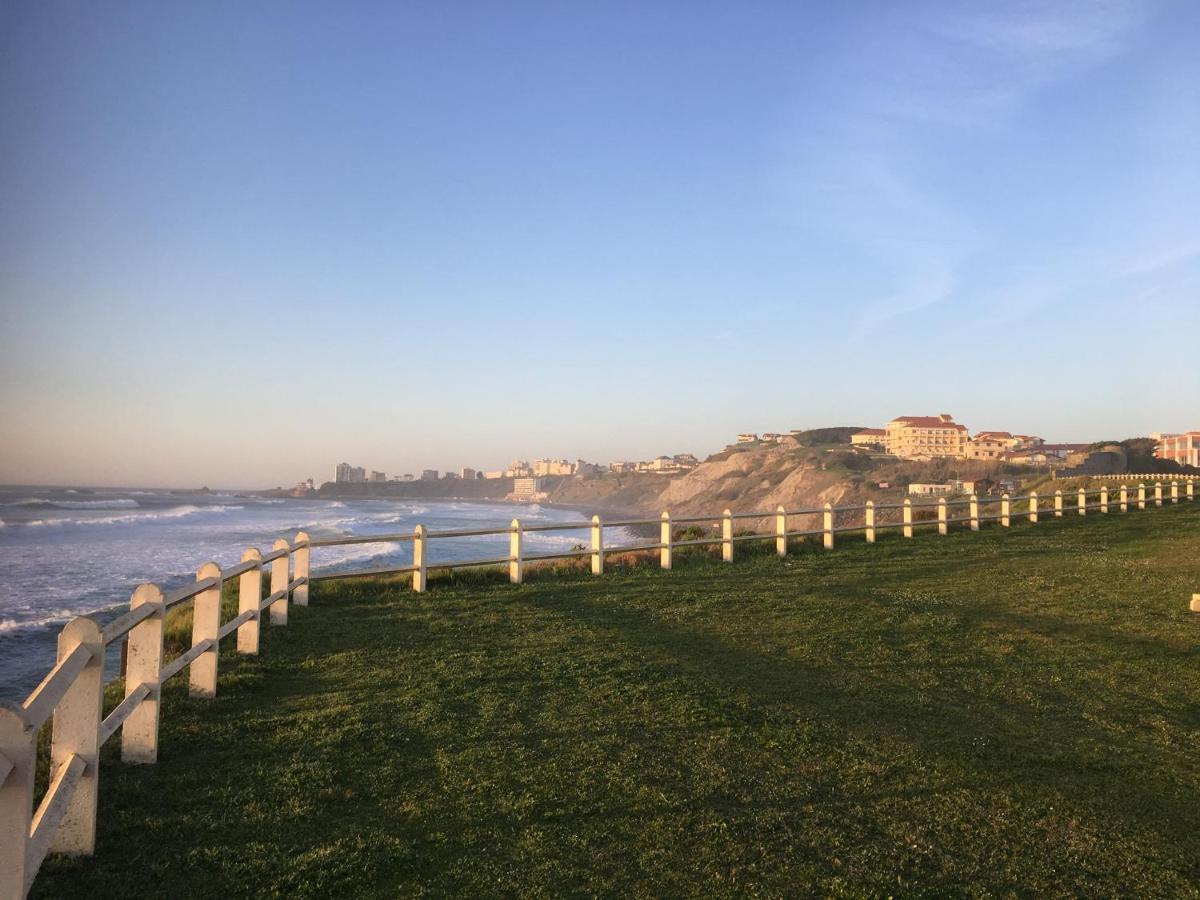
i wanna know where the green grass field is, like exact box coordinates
[33,503,1200,897]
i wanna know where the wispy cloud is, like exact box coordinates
[775,0,1154,331]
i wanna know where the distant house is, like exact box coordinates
[420,469,438,481]
[908,483,954,496]
[952,479,994,495]
[737,433,758,443]
[850,428,886,447]
[460,467,477,481]
[609,461,636,473]
[1003,444,1089,467]
[966,432,1042,460]
[761,432,784,443]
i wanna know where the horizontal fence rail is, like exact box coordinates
[1,481,1196,896]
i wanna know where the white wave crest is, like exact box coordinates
[23,504,244,528]
[16,498,141,510]
[0,608,77,634]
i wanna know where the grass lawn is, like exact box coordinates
[32,503,1200,897]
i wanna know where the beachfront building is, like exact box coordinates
[420,469,438,481]
[884,415,969,460]
[334,462,367,483]
[368,470,387,482]
[460,467,477,480]
[509,477,547,501]
[1155,431,1200,468]
[850,428,886,448]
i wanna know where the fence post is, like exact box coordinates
[122,583,164,764]
[902,499,912,538]
[721,510,734,561]
[1001,494,1010,527]
[661,512,672,569]
[1188,480,1194,501]
[292,531,310,606]
[1054,490,1063,518]
[270,538,290,621]
[189,562,221,699]
[509,519,523,584]
[48,615,104,855]
[938,497,948,535]
[1100,485,1108,513]
[1154,482,1163,507]
[591,515,605,574]
[969,495,980,531]
[1171,480,1179,503]
[1029,491,1038,524]
[863,502,875,544]
[237,549,261,655]
[777,505,790,553]
[1078,488,1087,516]
[823,503,835,548]
[1120,484,1128,512]
[0,702,35,896]
[412,525,427,593]
[1138,483,1146,510]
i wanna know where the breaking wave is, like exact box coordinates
[23,505,244,528]
[11,498,140,510]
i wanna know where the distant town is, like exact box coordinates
[288,415,1198,499]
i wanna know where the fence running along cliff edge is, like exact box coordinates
[1,479,1196,897]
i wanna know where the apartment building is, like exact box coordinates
[1155,431,1200,468]
[510,477,547,501]
[334,462,367,483]
[884,415,969,460]
[533,458,575,476]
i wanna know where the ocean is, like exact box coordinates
[0,486,614,701]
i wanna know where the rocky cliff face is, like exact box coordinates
[546,440,1017,525]
[547,442,869,521]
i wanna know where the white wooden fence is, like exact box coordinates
[1,479,1195,897]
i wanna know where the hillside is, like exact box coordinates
[548,438,1015,520]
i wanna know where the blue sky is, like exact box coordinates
[1,1,1197,487]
